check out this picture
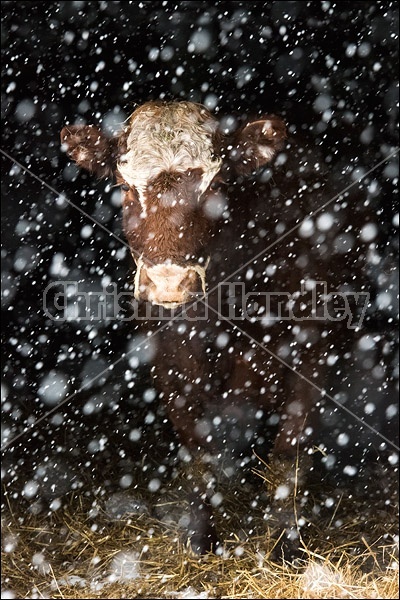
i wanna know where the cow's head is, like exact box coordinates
[61,101,286,307]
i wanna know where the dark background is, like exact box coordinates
[1,1,398,505]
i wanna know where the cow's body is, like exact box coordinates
[61,101,359,560]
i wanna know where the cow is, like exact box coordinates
[60,100,361,561]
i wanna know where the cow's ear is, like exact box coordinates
[229,116,287,175]
[60,125,118,178]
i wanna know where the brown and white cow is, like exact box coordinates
[61,100,334,560]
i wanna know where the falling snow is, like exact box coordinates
[1,1,398,596]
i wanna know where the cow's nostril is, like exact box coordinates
[178,272,204,296]
[138,269,153,290]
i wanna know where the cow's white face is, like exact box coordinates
[117,102,222,214]
[60,101,287,307]
[116,102,224,307]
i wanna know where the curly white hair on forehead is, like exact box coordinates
[117,102,222,206]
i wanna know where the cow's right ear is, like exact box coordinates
[60,125,118,179]
[228,115,287,175]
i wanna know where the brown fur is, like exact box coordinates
[60,101,333,560]
[122,169,213,266]
[60,125,119,178]
[231,116,288,174]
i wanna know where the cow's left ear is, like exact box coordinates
[229,116,287,175]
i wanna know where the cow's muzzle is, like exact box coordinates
[133,257,209,308]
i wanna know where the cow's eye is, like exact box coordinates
[121,184,130,191]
